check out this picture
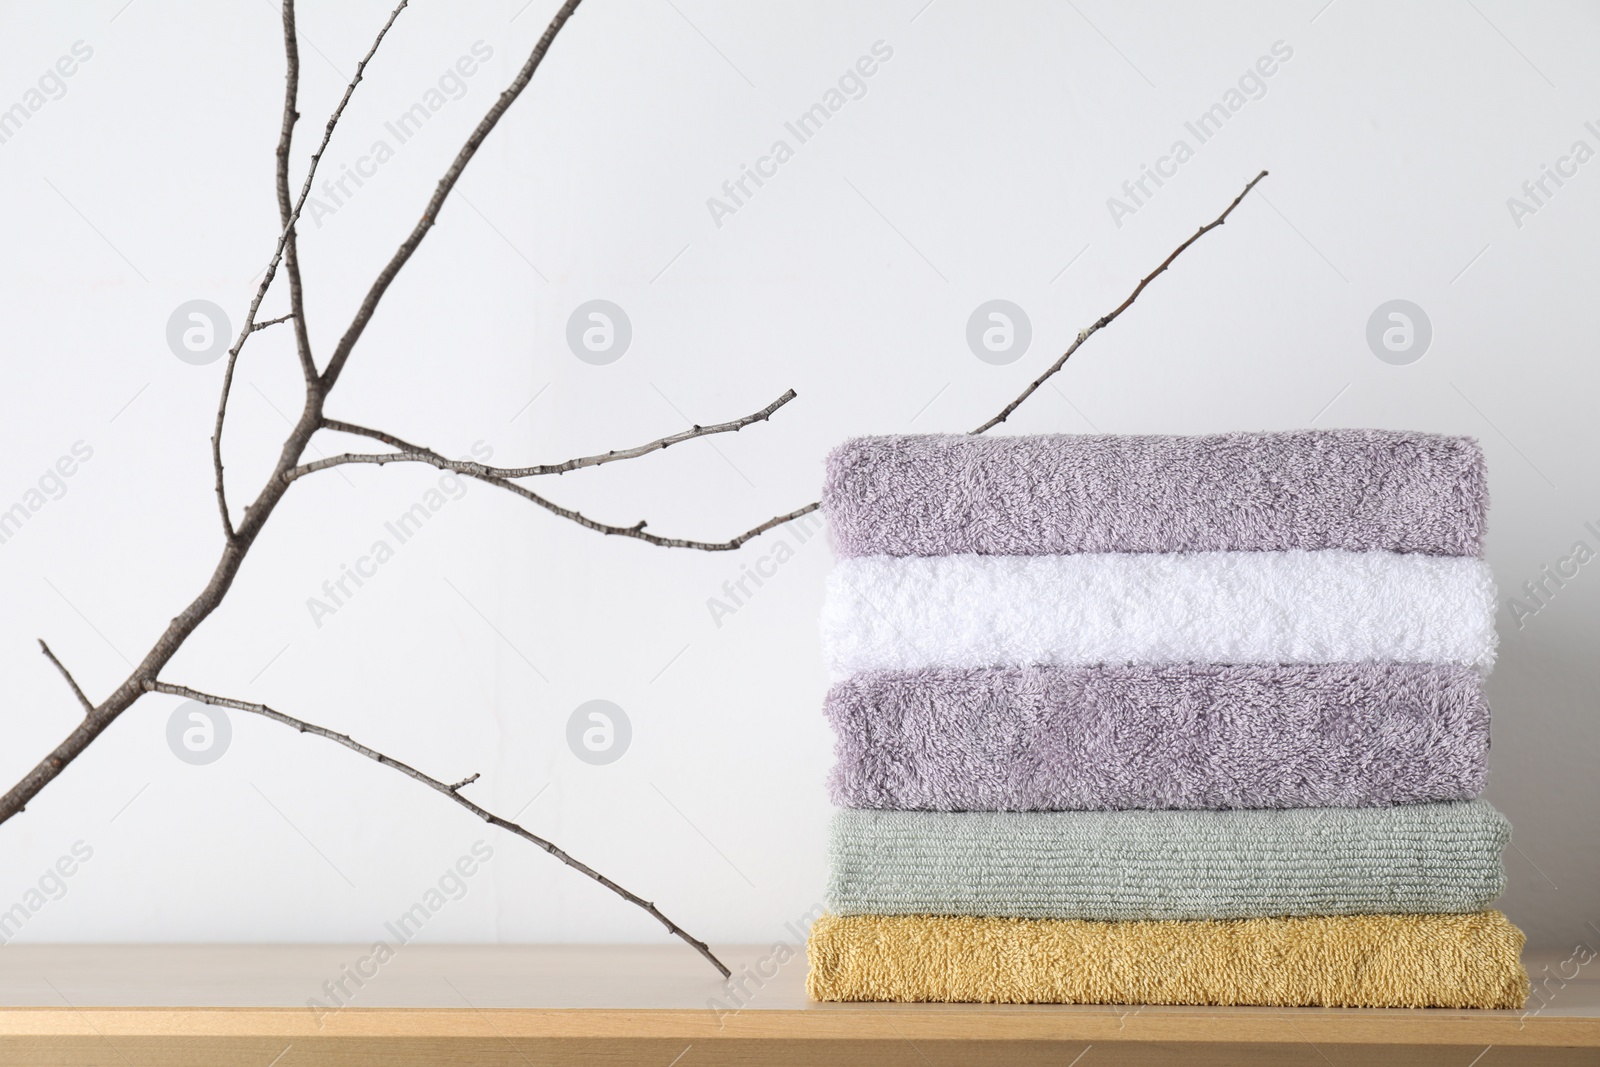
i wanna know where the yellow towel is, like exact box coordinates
[807,911,1528,1008]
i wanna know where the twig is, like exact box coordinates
[447,772,480,792]
[681,173,1272,530]
[319,418,429,454]
[146,681,730,978]
[971,169,1269,434]
[324,389,797,478]
[37,641,92,716]
[286,442,819,551]
[211,0,413,538]
[271,0,316,387]
[278,0,411,386]
[319,0,584,393]
[300,392,810,548]
[210,0,304,541]
[251,313,296,333]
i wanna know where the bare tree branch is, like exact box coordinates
[324,389,798,478]
[304,391,810,548]
[291,444,820,550]
[288,177,1270,550]
[272,0,316,386]
[447,772,480,792]
[279,0,412,385]
[654,173,1273,536]
[0,0,585,854]
[37,641,92,716]
[251,312,297,333]
[146,681,730,978]
[319,0,584,393]
[210,0,305,542]
[211,0,412,538]
[305,169,1267,552]
[0,0,743,980]
[5,0,1263,982]
[297,400,817,551]
[319,417,429,454]
[970,169,1269,434]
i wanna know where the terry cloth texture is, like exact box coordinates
[825,663,1490,811]
[820,550,1497,679]
[827,801,1509,920]
[822,431,1488,559]
[805,912,1529,1008]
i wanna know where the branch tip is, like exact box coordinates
[38,640,94,715]
[152,680,729,976]
[969,169,1268,436]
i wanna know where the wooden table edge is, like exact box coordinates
[0,1006,1593,1047]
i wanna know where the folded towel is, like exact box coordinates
[827,663,1488,811]
[828,801,1508,920]
[823,431,1487,558]
[821,550,1497,678]
[806,912,1529,1008]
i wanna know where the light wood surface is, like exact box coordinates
[0,944,1593,1066]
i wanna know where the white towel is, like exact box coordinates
[820,550,1497,679]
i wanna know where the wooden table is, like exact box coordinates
[0,945,1594,1065]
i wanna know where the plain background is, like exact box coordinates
[0,0,1595,963]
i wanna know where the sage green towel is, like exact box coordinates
[828,801,1509,921]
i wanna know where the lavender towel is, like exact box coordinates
[823,431,1487,558]
[826,664,1489,811]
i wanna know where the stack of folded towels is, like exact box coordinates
[808,430,1529,1009]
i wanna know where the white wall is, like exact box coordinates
[0,0,1595,958]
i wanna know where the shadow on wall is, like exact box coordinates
[1485,610,1600,955]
